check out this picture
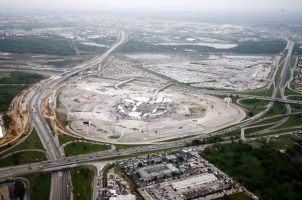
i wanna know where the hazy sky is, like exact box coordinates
[1,0,301,13]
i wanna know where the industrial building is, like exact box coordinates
[124,149,243,200]
[138,163,179,181]
[171,173,217,191]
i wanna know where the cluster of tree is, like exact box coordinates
[0,72,43,84]
[267,101,286,115]
[119,40,287,55]
[201,141,302,200]
[286,140,302,156]
[229,40,287,54]
[191,139,203,146]
[119,40,214,53]
[91,36,116,45]
[190,136,224,146]
[76,43,107,54]
[0,86,25,112]
[0,36,76,56]
[293,43,302,55]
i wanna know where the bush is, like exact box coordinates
[191,139,202,146]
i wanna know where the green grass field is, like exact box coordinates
[64,142,111,156]
[278,115,302,129]
[58,133,80,145]
[265,102,287,117]
[237,85,274,97]
[287,95,302,101]
[0,72,11,79]
[239,98,268,107]
[0,128,44,154]
[22,172,51,200]
[284,87,301,96]
[245,124,275,135]
[274,61,285,85]
[71,167,94,200]
[0,151,46,167]
[0,128,44,156]
[0,71,44,112]
[114,144,148,150]
[253,116,284,126]
[0,128,47,167]
[215,95,267,117]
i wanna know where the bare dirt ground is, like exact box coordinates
[57,75,245,144]
[0,82,42,147]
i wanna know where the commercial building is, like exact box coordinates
[138,164,179,181]
[171,173,217,190]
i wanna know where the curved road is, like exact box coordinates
[0,36,295,199]
[27,31,126,200]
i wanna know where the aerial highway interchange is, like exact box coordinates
[0,11,302,200]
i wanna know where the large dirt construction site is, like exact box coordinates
[58,75,245,144]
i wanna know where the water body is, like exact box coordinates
[153,42,238,49]
[80,42,109,48]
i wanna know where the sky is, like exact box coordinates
[1,0,301,13]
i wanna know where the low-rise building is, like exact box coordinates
[138,163,179,181]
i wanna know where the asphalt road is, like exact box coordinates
[26,31,127,200]
[0,36,296,199]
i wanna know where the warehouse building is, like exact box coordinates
[138,164,179,181]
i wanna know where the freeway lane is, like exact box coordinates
[278,41,294,91]
[0,142,179,178]
[26,31,126,200]
[29,76,70,200]
[0,36,295,199]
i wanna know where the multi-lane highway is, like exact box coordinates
[0,35,296,199]
[26,31,126,200]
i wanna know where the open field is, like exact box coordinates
[239,99,269,107]
[71,166,94,200]
[22,172,51,200]
[0,128,44,156]
[58,76,245,143]
[0,151,46,167]
[64,142,111,156]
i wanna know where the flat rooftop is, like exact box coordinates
[171,173,217,190]
[138,163,179,181]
